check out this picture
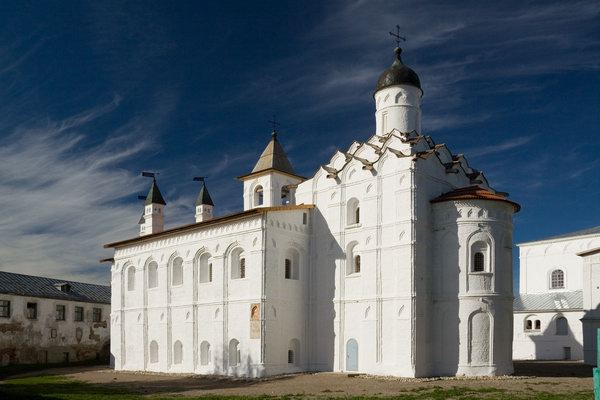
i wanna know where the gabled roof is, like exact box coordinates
[431,185,521,212]
[514,290,582,312]
[145,179,166,206]
[0,271,110,304]
[243,133,298,179]
[195,182,214,206]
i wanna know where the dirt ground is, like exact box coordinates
[8,361,595,397]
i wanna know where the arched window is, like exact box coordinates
[148,261,158,289]
[556,316,568,335]
[526,320,532,330]
[471,241,489,272]
[199,253,212,283]
[535,320,541,330]
[173,340,183,365]
[229,339,240,366]
[230,249,246,280]
[347,198,360,226]
[281,186,290,205]
[254,186,264,207]
[200,341,211,365]
[288,339,300,366]
[284,249,300,280]
[149,341,158,363]
[551,269,565,289]
[473,252,484,272]
[172,257,183,286]
[127,267,136,291]
[525,316,541,332]
[346,242,360,276]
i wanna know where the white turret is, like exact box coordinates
[194,179,214,223]
[139,177,166,236]
[373,47,423,135]
[238,130,304,210]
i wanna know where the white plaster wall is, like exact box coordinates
[374,85,422,135]
[519,234,600,294]
[581,251,600,364]
[513,311,583,360]
[243,172,303,210]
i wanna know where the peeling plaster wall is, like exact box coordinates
[0,294,110,366]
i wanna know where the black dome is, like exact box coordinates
[375,47,421,93]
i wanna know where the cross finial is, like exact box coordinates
[389,25,406,48]
[268,114,281,138]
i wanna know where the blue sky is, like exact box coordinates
[0,1,598,285]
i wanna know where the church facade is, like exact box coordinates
[105,46,519,377]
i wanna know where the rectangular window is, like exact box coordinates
[56,305,66,321]
[50,328,57,338]
[74,306,84,322]
[240,258,246,279]
[209,263,213,282]
[26,302,37,319]
[92,308,102,322]
[0,300,10,318]
[302,213,307,225]
[285,259,291,279]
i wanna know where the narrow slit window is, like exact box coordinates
[240,258,246,279]
[473,252,485,272]
[285,259,291,279]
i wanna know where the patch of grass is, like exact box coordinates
[0,374,594,400]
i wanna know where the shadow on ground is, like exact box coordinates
[513,361,593,377]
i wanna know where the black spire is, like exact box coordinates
[144,178,167,206]
[194,177,214,207]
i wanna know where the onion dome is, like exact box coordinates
[375,47,421,93]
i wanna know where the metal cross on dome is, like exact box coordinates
[389,25,406,48]
[268,115,280,133]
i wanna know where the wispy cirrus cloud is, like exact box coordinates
[466,135,535,158]
[0,96,175,284]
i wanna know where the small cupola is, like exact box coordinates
[194,177,214,223]
[237,127,305,210]
[139,172,166,236]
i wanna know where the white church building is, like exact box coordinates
[105,45,520,377]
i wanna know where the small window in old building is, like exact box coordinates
[281,186,290,205]
[535,320,541,330]
[473,252,485,272]
[526,320,532,330]
[56,305,66,321]
[288,350,295,364]
[172,257,184,286]
[51,329,57,338]
[254,186,264,207]
[302,213,307,225]
[285,258,292,279]
[556,316,568,336]
[209,263,213,282]
[0,300,10,318]
[354,255,361,274]
[74,306,84,322]
[26,302,37,319]
[92,308,102,323]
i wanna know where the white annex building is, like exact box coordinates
[513,226,600,361]
[105,45,520,377]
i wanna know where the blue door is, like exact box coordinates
[346,339,358,371]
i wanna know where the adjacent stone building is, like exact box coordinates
[0,271,111,366]
[513,226,600,361]
[105,45,519,377]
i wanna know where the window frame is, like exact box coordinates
[92,308,102,323]
[56,304,66,321]
[74,306,84,322]
[26,302,37,319]
[0,300,10,318]
[550,269,565,290]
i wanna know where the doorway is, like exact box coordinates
[346,339,358,371]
